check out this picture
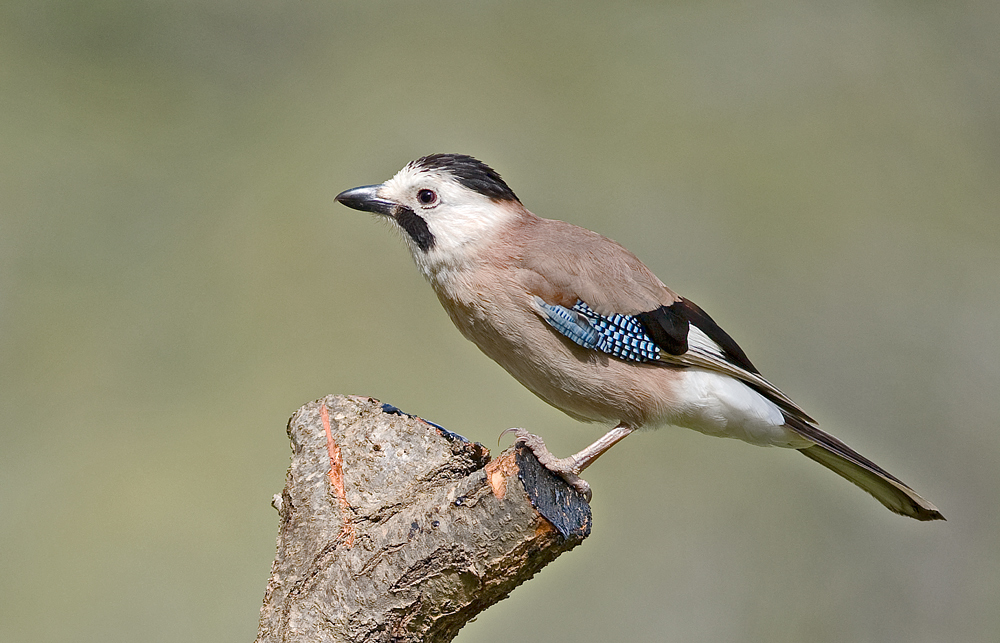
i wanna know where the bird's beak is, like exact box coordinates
[335,184,397,216]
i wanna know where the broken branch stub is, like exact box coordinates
[256,395,591,643]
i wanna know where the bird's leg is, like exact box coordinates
[505,424,635,502]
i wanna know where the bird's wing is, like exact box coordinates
[517,220,814,423]
[517,218,680,314]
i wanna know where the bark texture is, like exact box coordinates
[256,394,591,643]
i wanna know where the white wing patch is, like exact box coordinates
[688,324,727,360]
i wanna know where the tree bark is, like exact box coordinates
[255,394,591,643]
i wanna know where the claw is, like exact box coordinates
[500,428,593,502]
[498,427,523,446]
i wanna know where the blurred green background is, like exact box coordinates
[2,1,997,641]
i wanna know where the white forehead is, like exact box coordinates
[377,162,521,265]
[380,163,487,206]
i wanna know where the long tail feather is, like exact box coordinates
[786,417,944,521]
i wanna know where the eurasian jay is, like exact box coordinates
[336,153,943,521]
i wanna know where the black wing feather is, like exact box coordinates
[637,298,760,374]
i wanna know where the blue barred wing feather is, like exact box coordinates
[533,297,660,362]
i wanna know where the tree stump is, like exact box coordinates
[256,395,591,643]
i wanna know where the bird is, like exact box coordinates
[335,153,943,521]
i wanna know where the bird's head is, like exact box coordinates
[336,154,524,274]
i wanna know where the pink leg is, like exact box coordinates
[506,424,635,501]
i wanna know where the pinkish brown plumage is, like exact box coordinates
[336,153,943,520]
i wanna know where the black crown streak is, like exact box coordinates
[394,206,435,252]
[413,153,520,203]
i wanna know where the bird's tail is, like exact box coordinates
[786,417,944,521]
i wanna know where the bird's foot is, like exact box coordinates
[502,428,592,502]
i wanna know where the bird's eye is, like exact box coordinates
[417,189,437,205]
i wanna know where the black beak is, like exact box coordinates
[335,184,397,216]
